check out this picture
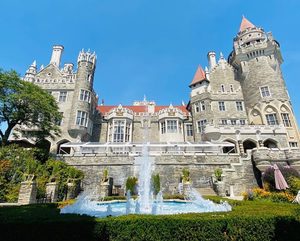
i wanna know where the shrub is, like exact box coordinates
[151,173,160,195]
[269,192,295,203]
[125,176,138,195]
[0,145,84,202]
[1,201,300,241]
[182,168,190,183]
[287,176,300,195]
[214,168,223,181]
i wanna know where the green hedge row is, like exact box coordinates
[0,202,299,241]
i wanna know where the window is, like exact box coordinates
[221,119,227,125]
[195,101,206,112]
[231,119,237,125]
[218,101,226,111]
[221,85,225,92]
[194,102,200,112]
[200,101,206,111]
[236,101,244,111]
[113,120,125,142]
[266,113,279,125]
[161,121,166,134]
[186,124,193,136]
[59,91,67,102]
[260,86,271,97]
[76,110,88,127]
[240,119,246,125]
[197,119,207,133]
[55,112,63,126]
[281,113,292,127]
[80,89,91,103]
[167,120,178,133]
[289,142,298,148]
[230,85,234,92]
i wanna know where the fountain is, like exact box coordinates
[61,105,231,217]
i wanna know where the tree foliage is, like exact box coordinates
[0,145,83,202]
[125,176,138,195]
[0,69,61,145]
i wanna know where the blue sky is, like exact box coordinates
[0,0,299,123]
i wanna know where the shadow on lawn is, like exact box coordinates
[0,204,106,241]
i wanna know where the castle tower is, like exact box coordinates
[24,60,37,82]
[229,16,300,147]
[68,49,97,141]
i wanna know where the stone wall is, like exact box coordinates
[61,153,257,196]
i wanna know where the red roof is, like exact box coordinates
[97,105,189,115]
[189,65,207,87]
[239,16,255,32]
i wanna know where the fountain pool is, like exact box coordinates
[61,189,231,218]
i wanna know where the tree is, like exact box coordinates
[0,69,61,146]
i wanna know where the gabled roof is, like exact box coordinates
[239,16,255,32]
[189,65,207,87]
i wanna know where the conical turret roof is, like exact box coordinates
[239,16,255,32]
[189,65,207,87]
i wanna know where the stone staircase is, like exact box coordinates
[195,187,217,196]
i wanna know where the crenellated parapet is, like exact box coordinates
[77,49,97,66]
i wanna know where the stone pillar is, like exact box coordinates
[213,181,226,196]
[99,177,113,198]
[18,181,37,204]
[238,140,244,156]
[46,182,58,202]
[66,182,76,200]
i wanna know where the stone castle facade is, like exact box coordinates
[19,17,300,196]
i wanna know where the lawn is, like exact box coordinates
[0,198,299,241]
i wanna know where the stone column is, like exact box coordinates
[238,140,244,156]
[46,182,58,202]
[18,181,37,204]
[99,177,113,198]
[213,181,226,196]
[66,182,76,200]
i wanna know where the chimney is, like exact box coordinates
[50,45,64,67]
[207,51,216,69]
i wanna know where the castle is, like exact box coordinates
[20,17,300,196]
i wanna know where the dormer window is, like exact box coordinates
[160,119,181,134]
[109,119,131,143]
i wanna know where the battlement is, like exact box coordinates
[77,49,96,65]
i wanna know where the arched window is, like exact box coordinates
[222,140,237,153]
[57,140,71,154]
[243,139,257,153]
[263,139,278,149]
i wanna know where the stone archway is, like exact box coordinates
[222,139,237,153]
[57,139,71,154]
[263,139,278,149]
[243,139,257,153]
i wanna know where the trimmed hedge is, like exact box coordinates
[0,201,300,241]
